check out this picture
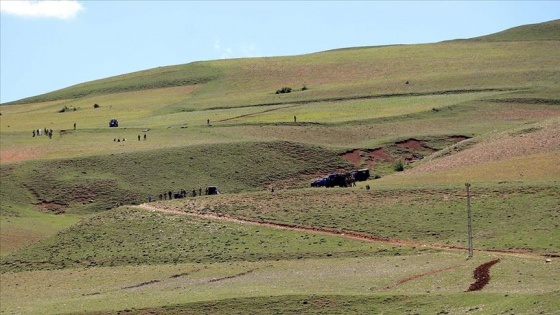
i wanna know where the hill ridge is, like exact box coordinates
[2,19,557,106]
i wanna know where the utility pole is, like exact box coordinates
[466,183,473,259]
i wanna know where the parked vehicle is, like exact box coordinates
[352,169,370,181]
[312,169,369,188]
[206,186,220,195]
[311,177,327,187]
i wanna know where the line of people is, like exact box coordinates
[147,187,207,202]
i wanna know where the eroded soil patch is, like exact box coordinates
[467,259,500,292]
[341,136,469,169]
[34,201,67,214]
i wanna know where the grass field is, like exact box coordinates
[1,20,559,314]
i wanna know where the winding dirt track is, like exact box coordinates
[134,203,546,259]
[134,203,547,292]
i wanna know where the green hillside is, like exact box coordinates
[1,20,559,315]
[4,20,559,107]
[468,19,560,42]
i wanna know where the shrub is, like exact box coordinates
[59,106,77,113]
[93,103,100,108]
[394,160,404,172]
[275,87,292,94]
[302,85,308,91]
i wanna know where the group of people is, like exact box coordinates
[113,134,148,143]
[147,187,209,202]
[32,128,53,139]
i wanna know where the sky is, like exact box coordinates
[1,1,559,104]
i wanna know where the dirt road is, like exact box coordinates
[135,203,548,259]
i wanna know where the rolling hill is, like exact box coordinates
[1,19,559,315]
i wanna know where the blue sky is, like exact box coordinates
[1,1,559,103]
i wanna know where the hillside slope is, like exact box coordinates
[468,19,560,42]
[2,20,558,108]
[1,20,559,315]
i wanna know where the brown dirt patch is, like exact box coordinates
[396,139,436,152]
[368,148,393,161]
[342,147,396,168]
[0,146,45,164]
[35,201,67,214]
[340,136,468,168]
[342,149,363,165]
[467,259,500,291]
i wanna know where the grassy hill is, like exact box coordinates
[468,19,560,42]
[1,20,559,314]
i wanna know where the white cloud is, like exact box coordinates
[214,38,260,59]
[221,48,233,59]
[240,43,259,58]
[0,0,84,20]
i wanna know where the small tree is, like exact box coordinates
[394,160,404,172]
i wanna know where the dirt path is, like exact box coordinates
[135,203,548,260]
[135,203,462,251]
[382,264,466,290]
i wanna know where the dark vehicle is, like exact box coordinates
[312,169,367,188]
[352,169,370,182]
[109,119,119,127]
[325,173,348,188]
[206,186,220,195]
[311,177,327,187]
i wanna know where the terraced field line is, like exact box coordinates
[382,264,466,290]
[217,104,300,122]
[134,203,547,259]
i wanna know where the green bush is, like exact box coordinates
[275,87,292,94]
[394,160,404,172]
[58,106,77,113]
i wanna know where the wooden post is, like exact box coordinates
[466,183,473,259]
